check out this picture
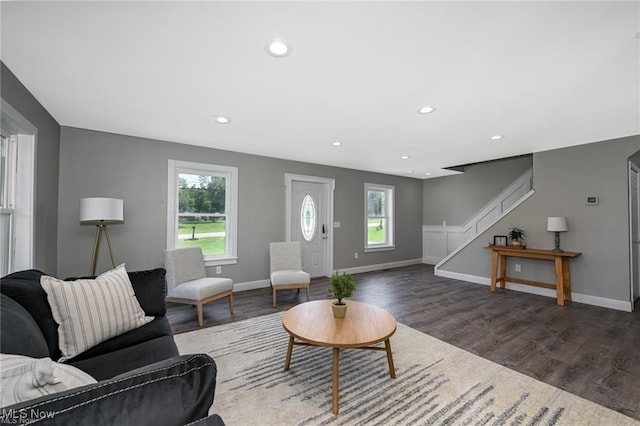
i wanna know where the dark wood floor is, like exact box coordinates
[167,264,640,421]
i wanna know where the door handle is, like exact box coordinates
[322,224,327,239]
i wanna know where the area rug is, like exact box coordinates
[174,312,637,425]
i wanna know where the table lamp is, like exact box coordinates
[547,217,568,253]
[80,197,124,275]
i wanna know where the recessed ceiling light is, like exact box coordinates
[331,141,342,146]
[266,39,292,58]
[425,172,432,176]
[490,135,503,140]
[214,115,230,124]
[401,155,410,160]
[418,106,436,114]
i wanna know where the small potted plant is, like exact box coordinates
[328,271,356,318]
[508,227,526,247]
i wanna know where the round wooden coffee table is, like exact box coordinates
[282,300,397,414]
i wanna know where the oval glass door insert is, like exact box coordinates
[300,194,317,241]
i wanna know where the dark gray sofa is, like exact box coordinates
[0,268,224,425]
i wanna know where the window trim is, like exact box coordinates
[167,160,238,266]
[364,183,395,252]
[1,99,36,274]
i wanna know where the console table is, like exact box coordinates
[484,246,581,306]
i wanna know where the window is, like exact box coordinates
[300,194,317,242]
[167,160,238,266]
[0,134,16,276]
[0,100,35,276]
[365,183,394,251]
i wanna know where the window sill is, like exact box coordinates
[204,257,238,267]
[364,245,395,253]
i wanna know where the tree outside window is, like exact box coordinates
[177,173,227,256]
[167,161,238,265]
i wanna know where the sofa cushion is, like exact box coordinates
[65,267,168,316]
[40,264,154,361]
[127,267,167,316]
[3,354,217,425]
[68,330,179,380]
[0,354,96,406]
[0,294,49,359]
[0,269,61,359]
[68,315,173,363]
[188,415,227,426]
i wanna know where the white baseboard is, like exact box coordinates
[571,293,632,312]
[231,259,423,293]
[233,279,270,292]
[437,269,633,312]
[337,258,423,275]
[422,256,441,265]
[436,270,490,286]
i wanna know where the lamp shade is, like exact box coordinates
[80,197,124,224]
[547,216,567,232]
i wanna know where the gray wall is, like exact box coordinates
[423,156,532,225]
[440,135,640,303]
[1,62,60,274]
[57,127,423,281]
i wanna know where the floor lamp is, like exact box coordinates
[80,197,124,275]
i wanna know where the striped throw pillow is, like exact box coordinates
[0,354,96,406]
[40,264,154,361]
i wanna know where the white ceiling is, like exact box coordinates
[1,1,639,178]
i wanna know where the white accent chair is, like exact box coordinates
[269,242,311,308]
[163,247,234,327]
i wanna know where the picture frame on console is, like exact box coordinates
[493,235,508,246]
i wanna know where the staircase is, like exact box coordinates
[422,168,533,264]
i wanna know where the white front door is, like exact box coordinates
[286,175,334,278]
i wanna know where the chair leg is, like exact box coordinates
[228,292,234,314]
[197,303,204,327]
[306,286,310,302]
[273,288,277,308]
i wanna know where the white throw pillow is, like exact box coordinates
[0,354,97,406]
[40,264,154,361]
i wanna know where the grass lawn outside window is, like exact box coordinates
[367,218,385,244]
[178,220,226,255]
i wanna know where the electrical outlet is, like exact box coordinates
[515,264,521,272]
[216,266,222,274]
[354,252,359,259]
